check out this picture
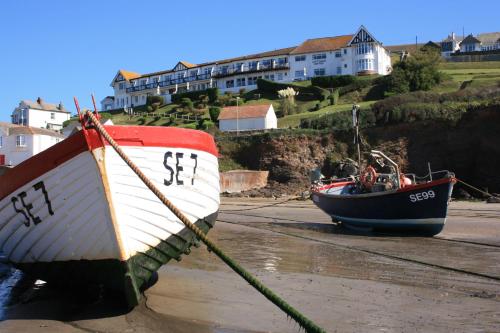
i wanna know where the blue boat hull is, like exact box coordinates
[312,178,455,236]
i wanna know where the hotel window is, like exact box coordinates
[153,77,159,83]
[336,66,342,74]
[134,96,139,103]
[314,68,326,76]
[16,135,26,147]
[277,73,283,81]
[294,55,306,62]
[234,62,244,72]
[190,71,196,77]
[277,57,287,65]
[357,59,373,71]
[295,70,305,78]
[312,53,326,60]
[262,59,271,68]
[264,74,275,81]
[221,66,229,74]
[343,49,347,54]
[236,78,246,86]
[249,61,258,70]
[226,80,234,88]
[50,112,55,120]
[356,43,373,55]
[335,51,342,58]
[141,79,147,85]
[119,82,125,90]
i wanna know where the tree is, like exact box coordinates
[209,106,221,122]
[384,50,443,95]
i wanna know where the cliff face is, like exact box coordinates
[218,105,500,195]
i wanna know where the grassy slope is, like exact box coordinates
[278,101,375,128]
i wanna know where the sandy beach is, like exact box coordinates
[0,199,499,332]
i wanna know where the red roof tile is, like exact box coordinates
[290,35,353,54]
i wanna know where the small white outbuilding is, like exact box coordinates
[218,104,277,132]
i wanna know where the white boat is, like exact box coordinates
[0,125,220,306]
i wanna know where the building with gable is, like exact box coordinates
[11,97,71,131]
[218,104,277,132]
[0,122,65,166]
[106,26,391,109]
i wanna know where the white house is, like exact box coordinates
[0,122,65,167]
[218,104,277,132]
[100,96,115,111]
[11,97,71,131]
[460,34,482,53]
[440,32,462,58]
[107,26,391,109]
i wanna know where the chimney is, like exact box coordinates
[451,32,455,40]
[58,101,64,110]
[37,97,43,105]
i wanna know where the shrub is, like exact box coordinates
[146,95,164,106]
[180,98,194,112]
[209,106,221,122]
[171,88,219,104]
[329,89,339,105]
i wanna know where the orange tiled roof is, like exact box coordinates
[119,69,141,81]
[179,61,197,68]
[218,104,271,120]
[290,35,353,54]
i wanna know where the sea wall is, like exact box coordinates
[220,170,269,193]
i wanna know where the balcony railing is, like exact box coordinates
[126,73,212,93]
[212,63,289,78]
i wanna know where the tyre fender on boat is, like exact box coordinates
[361,165,378,189]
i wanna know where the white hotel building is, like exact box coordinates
[104,26,391,110]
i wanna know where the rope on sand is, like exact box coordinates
[84,109,326,333]
[456,178,499,199]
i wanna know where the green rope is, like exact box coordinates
[456,178,498,198]
[85,111,326,333]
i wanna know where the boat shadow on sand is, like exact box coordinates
[0,267,158,321]
[273,221,440,237]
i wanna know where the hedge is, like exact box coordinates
[171,87,219,104]
[256,79,330,101]
[300,108,376,131]
[311,75,357,88]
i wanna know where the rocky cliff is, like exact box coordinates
[217,105,500,196]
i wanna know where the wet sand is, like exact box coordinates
[0,199,499,332]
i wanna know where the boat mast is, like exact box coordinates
[352,104,362,175]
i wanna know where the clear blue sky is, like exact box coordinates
[1,0,498,121]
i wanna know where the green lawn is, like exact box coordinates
[278,101,375,128]
[439,61,500,70]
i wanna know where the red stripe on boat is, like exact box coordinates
[0,126,218,201]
